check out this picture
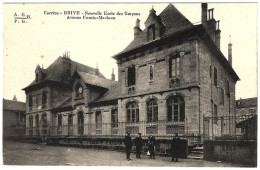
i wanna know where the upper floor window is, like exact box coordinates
[214,67,217,86]
[29,95,33,108]
[225,79,230,95]
[76,84,83,98]
[127,102,139,123]
[42,91,47,108]
[127,65,136,86]
[111,109,118,128]
[169,56,180,77]
[148,25,155,41]
[220,88,224,105]
[149,65,154,81]
[167,96,185,122]
[147,99,158,122]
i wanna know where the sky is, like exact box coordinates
[2,2,258,102]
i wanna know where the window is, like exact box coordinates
[35,114,39,128]
[226,79,230,95]
[169,56,180,77]
[111,109,118,128]
[148,25,155,41]
[147,99,158,122]
[167,96,185,121]
[41,113,47,135]
[77,111,84,135]
[220,88,224,105]
[213,104,217,124]
[76,84,83,98]
[149,65,154,81]
[68,113,73,135]
[214,67,217,86]
[42,91,47,108]
[29,115,33,128]
[127,102,139,123]
[29,115,33,135]
[36,95,39,107]
[96,111,102,130]
[29,95,33,108]
[58,114,62,134]
[127,66,136,86]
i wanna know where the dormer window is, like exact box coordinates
[76,84,83,98]
[148,24,155,41]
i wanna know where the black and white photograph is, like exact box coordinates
[1,1,258,167]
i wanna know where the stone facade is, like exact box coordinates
[23,3,239,139]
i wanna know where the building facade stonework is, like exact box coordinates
[23,4,239,141]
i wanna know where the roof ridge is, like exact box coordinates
[3,98,25,103]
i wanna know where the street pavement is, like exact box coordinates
[3,141,247,167]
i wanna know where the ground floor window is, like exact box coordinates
[77,111,84,135]
[147,99,158,122]
[167,96,185,121]
[111,109,118,128]
[126,102,139,123]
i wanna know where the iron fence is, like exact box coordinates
[203,114,257,140]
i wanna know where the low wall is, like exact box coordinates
[204,140,257,166]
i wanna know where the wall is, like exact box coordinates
[204,140,257,166]
[199,39,237,136]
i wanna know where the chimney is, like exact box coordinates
[134,19,142,39]
[215,20,221,49]
[111,68,115,81]
[95,63,99,76]
[228,36,232,66]
[201,3,208,23]
[13,95,17,101]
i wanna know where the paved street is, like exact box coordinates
[3,141,246,167]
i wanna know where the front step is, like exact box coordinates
[188,145,203,160]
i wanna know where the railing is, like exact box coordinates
[203,114,257,141]
[5,120,204,146]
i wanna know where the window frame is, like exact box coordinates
[167,96,185,122]
[147,99,158,122]
[126,102,139,123]
[169,55,181,78]
[96,111,102,130]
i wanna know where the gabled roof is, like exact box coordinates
[236,97,257,109]
[3,99,26,112]
[76,71,116,89]
[23,56,105,90]
[119,3,193,54]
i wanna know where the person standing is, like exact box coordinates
[134,133,143,159]
[123,132,133,161]
[148,133,156,159]
[171,133,181,162]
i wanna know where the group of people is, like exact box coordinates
[123,132,181,162]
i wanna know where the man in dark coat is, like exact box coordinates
[134,133,143,159]
[123,132,133,161]
[148,133,156,159]
[171,133,181,162]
